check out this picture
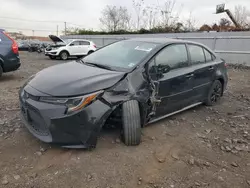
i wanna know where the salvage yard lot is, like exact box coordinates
[0,52,250,188]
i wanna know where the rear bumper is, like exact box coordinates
[2,55,21,72]
[19,85,112,148]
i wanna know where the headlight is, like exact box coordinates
[39,91,103,114]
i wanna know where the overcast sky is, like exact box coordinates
[0,0,250,36]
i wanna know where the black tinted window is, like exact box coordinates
[204,48,213,62]
[189,45,205,64]
[155,44,188,70]
[80,41,90,45]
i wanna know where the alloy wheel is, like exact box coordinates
[210,83,222,103]
[61,52,68,60]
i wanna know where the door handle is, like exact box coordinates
[208,66,214,70]
[186,73,194,78]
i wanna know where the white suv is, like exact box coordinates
[45,35,97,60]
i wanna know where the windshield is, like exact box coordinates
[64,39,73,44]
[83,40,157,71]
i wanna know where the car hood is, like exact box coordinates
[28,61,126,97]
[49,35,66,44]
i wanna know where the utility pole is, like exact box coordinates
[216,4,240,29]
[57,25,59,36]
[32,30,34,36]
[64,22,67,36]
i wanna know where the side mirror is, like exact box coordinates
[70,43,75,46]
[156,64,171,74]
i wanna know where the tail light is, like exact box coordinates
[221,58,227,67]
[93,44,97,48]
[2,32,19,54]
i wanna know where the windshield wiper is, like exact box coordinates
[79,60,113,71]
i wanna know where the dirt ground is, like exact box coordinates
[0,52,249,188]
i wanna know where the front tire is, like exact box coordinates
[122,100,141,146]
[205,80,223,106]
[60,51,69,60]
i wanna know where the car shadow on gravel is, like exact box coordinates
[0,74,22,82]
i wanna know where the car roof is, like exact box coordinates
[72,39,91,42]
[127,38,202,46]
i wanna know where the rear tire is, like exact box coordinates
[122,100,141,146]
[60,51,69,60]
[88,50,94,55]
[205,80,223,106]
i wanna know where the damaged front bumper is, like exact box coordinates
[19,86,113,148]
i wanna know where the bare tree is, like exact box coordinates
[219,18,231,27]
[234,5,250,28]
[133,0,145,30]
[158,0,180,28]
[118,7,132,31]
[100,6,131,32]
[184,11,196,31]
[144,6,160,29]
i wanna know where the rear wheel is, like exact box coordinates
[60,51,69,60]
[122,100,141,146]
[88,50,94,55]
[205,80,223,106]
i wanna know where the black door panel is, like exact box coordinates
[147,44,195,118]
[156,67,195,117]
[187,44,218,101]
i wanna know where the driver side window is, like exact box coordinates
[155,44,189,70]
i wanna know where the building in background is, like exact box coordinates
[5,31,50,41]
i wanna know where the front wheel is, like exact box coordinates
[60,51,69,60]
[205,80,223,106]
[122,100,141,146]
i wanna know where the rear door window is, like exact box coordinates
[188,44,205,65]
[203,48,213,62]
[80,41,90,46]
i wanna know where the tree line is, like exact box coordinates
[67,1,250,35]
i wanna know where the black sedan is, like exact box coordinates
[19,38,228,148]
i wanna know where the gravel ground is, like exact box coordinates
[0,52,250,188]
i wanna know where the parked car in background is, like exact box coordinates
[0,29,20,77]
[19,38,228,148]
[17,41,30,51]
[45,35,97,60]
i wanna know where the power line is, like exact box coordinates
[0,26,62,32]
[67,22,85,28]
[0,16,85,28]
[0,16,63,23]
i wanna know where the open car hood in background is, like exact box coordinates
[49,35,66,44]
